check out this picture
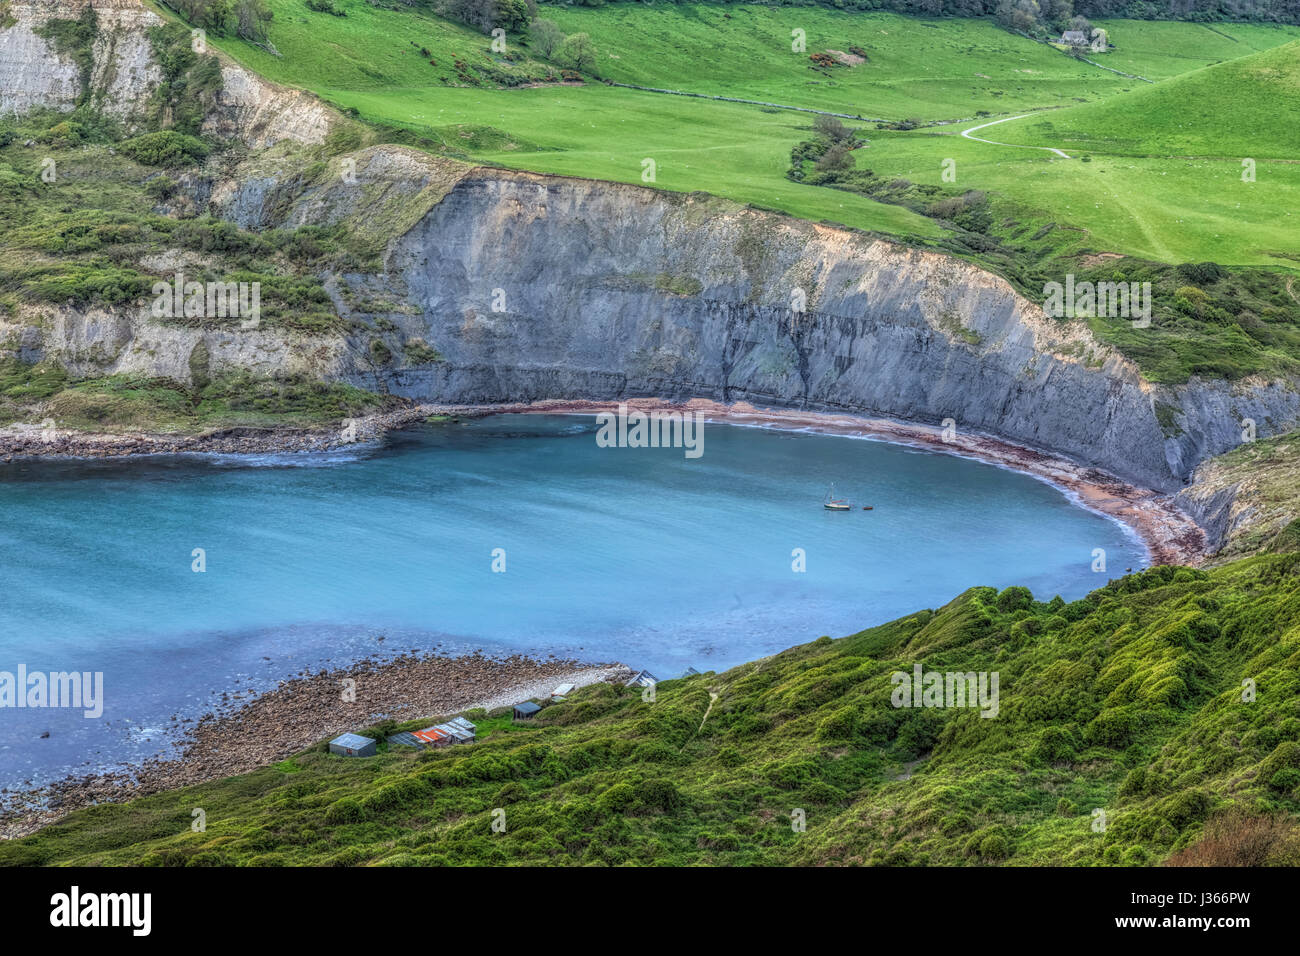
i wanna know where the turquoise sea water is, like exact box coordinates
[0,415,1145,787]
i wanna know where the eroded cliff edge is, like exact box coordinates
[201,151,1295,496]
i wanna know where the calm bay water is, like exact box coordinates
[0,415,1144,787]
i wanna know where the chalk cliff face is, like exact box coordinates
[2,0,1298,503]
[357,169,1291,493]
[0,0,163,120]
[0,0,332,142]
[206,151,1300,492]
[0,3,85,116]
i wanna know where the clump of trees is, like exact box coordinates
[992,0,1075,36]
[530,18,564,58]
[437,0,536,34]
[788,115,871,185]
[164,0,274,43]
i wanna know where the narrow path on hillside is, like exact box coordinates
[679,689,721,753]
[960,114,1071,158]
[958,113,1177,260]
[696,691,720,735]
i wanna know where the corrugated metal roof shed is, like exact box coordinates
[329,733,377,757]
[513,701,542,719]
[448,717,476,733]
[625,670,658,688]
[439,723,474,742]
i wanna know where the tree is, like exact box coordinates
[531,19,565,59]
[494,0,531,33]
[175,0,231,34]
[1039,0,1074,28]
[995,0,1043,34]
[814,114,854,144]
[557,32,597,75]
[235,0,273,43]
[814,143,855,175]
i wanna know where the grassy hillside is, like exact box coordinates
[997,40,1300,159]
[183,3,1300,263]
[1089,17,1300,81]
[544,7,1300,112]
[6,557,1299,866]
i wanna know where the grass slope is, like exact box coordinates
[185,3,1300,261]
[6,558,1299,866]
[996,39,1300,159]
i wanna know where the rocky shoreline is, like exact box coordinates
[0,404,441,460]
[0,651,630,841]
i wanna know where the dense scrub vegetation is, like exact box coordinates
[5,556,1298,866]
[0,358,394,431]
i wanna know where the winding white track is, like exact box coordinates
[960,114,1071,159]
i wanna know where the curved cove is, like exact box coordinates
[0,415,1146,786]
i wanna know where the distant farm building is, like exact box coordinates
[329,733,376,757]
[624,670,658,688]
[513,701,542,720]
[1060,28,1107,52]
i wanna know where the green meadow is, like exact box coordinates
[183,2,1300,264]
[994,39,1300,159]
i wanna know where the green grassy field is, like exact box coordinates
[5,558,1299,866]
[852,123,1300,265]
[542,7,1300,115]
[183,3,1300,263]
[995,39,1300,159]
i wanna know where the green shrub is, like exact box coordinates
[978,833,1009,860]
[118,130,209,167]
[817,705,858,741]
[597,782,636,814]
[324,798,366,824]
[637,779,684,813]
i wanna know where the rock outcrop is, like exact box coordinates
[201,61,334,149]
